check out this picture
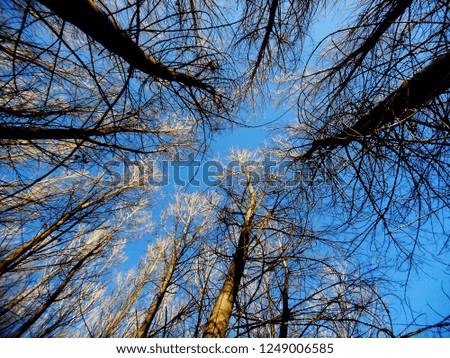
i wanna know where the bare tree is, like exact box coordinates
[201,150,320,337]
[0,164,153,337]
[0,0,236,200]
[136,193,216,337]
[1,0,449,339]
[0,196,145,337]
[280,0,450,335]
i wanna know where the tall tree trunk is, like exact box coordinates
[101,256,161,337]
[203,184,257,338]
[135,242,180,338]
[136,219,192,338]
[278,257,290,338]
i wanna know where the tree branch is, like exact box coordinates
[333,0,413,74]
[326,0,413,95]
[299,50,450,161]
[36,0,213,92]
[249,0,279,84]
[0,124,169,141]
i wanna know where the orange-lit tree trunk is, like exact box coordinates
[202,183,257,338]
[136,226,189,338]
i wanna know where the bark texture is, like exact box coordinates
[203,184,257,338]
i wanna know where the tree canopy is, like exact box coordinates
[0,0,449,337]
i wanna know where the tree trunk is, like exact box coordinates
[278,258,290,338]
[0,187,126,277]
[203,184,257,338]
[136,219,192,338]
[300,50,450,160]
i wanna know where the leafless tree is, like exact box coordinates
[0,162,155,337]
[1,0,449,338]
[280,0,450,336]
[135,193,217,338]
